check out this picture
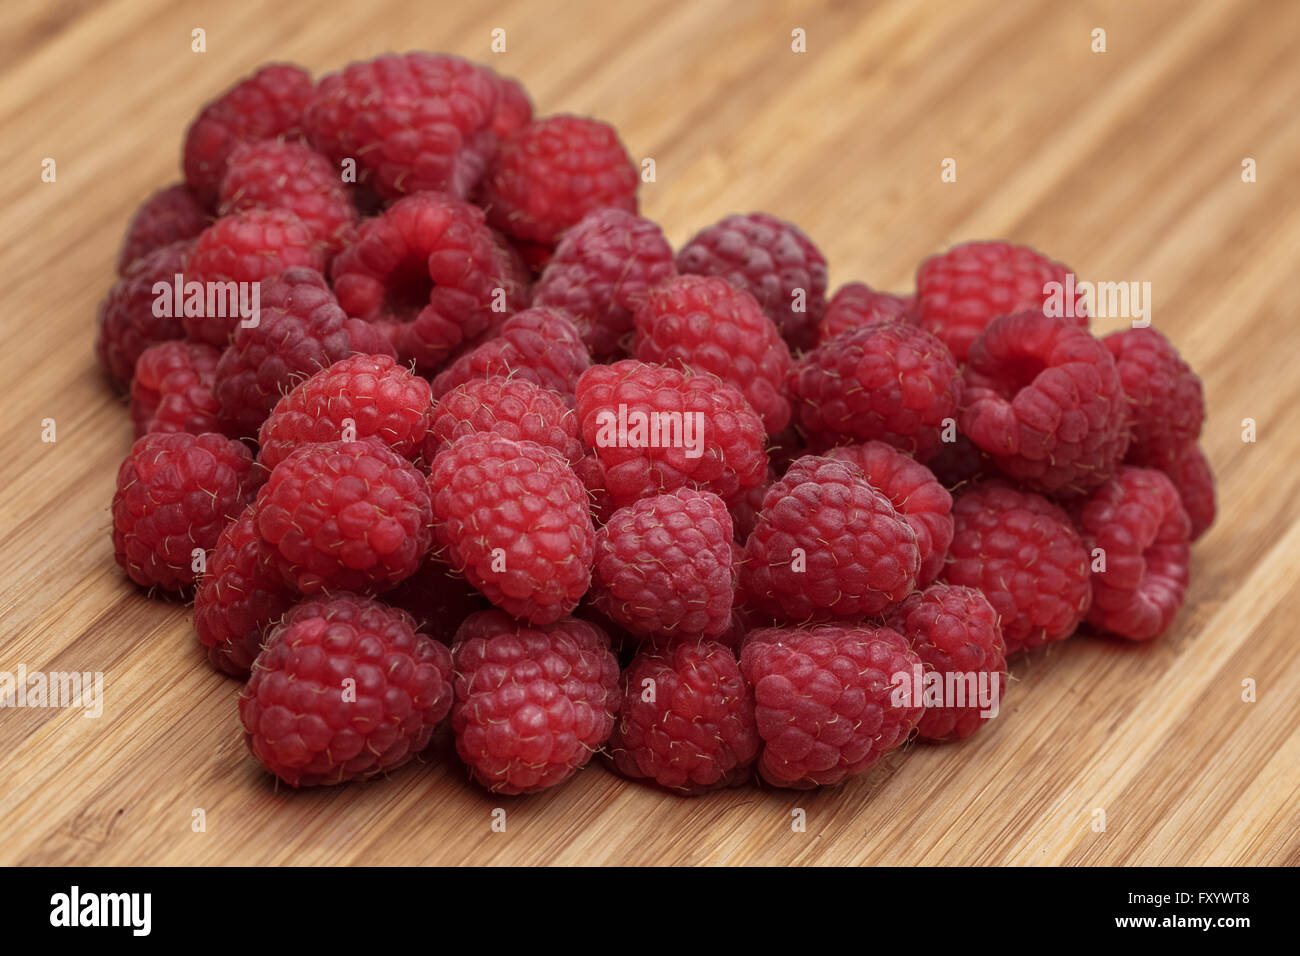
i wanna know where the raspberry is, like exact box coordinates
[1073,467,1191,641]
[789,320,962,461]
[430,434,595,624]
[962,311,1129,495]
[575,360,768,507]
[451,610,620,794]
[240,594,453,786]
[183,208,328,347]
[676,212,828,351]
[741,455,920,620]
[256,440,433,594]
[1104,326,1206,468]
[591,488,735,641]
[306,53,499,199]
[916,240,1082,362]
[572,453,616,525]
[194,504,296,678]
[725,470,772,543]
[942,482,1091,654]
[330,192,525,370]
[218,140,358,251]
[532,209,676,359]
[425,376,582,464]
[487,72,533,140]
[633,275,793,433]
[430,307,590,402]
[817,282,915,344]
[739,624,922,788]
[385,554,492,644]
[213,267,395,438]
[924,432,993,489]
[112,432,257,592]
[482,114,639,245]
[117,184,208,274]
[885,584,1006,741]
[826,441,954,586]
[130,340,224,438]
[183,63,314,203]
[257,354,433,472]
[1156,442,1216,541]
[609,640,759,794]
[95,239,192,388]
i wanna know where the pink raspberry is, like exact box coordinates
[885,584,1006,741]
[1104,326,1206,468]
[130,340,224,438]
[789,320,962,461]
[741,455,920,620]
[430,307,590,403]
[609,640,759,794]
[826,441,954,586]
[575,360,768,507]
[425,376,582,464]
[633,275,793,433]
[592,488,735,641]
[962,311,1129,496]
[430,434,595,625]
[532,208,676,359]
[739,624,923,788]
[1073,467,1191,641]
[817,282,915,344]
[1155,442,1216,541]
[257,354,433,472]
[676,212,828,352]
[451,610,620,794]
[117,184,208,274]
[95,239,193,388]
[256,440,433,594]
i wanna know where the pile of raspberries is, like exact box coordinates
[98,53,1216,795]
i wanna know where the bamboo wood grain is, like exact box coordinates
[1,0,1297,866]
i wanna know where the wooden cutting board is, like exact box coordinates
[1,0,1297,866]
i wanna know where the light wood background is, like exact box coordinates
[1,0,1297,866]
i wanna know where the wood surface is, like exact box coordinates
[1,0,1297,866]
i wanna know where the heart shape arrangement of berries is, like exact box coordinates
[98,53,1216,795]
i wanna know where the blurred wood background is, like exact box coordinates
[1,0,1297,865]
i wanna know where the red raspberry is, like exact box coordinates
[117,184,208,274]
[306,53,499,200]
[194,504,296,678]
[240,593,453,786]
[451,610,620,794]
[112,432,257,592]
[430,434,595,624]
[425,376,582,464]
[430,307,590,402]
[817,282,915,344]
[218,140,358,252]
[676,212,828,351]
[1073,467,1191,641]
[592,488,735,641]
[213,267,395,438]
[942,482,1091,654]
[742,455,920,620]
[575,360,768,507]
[571,453,616,525]
[885,584,1006,741]
[962,311,1129,495]
[1104,326,1206,468]
[789,320,962,461]
[739,624,923,788]
[482,114,639,245]
[916,240,1082,362]
[725,470,772,543]
[532,208,676,360]
[256,440,433,594]
[487,72,533,141]
[331,192,524,370]
[183,63,314,203]
[183,208,328,347]
[130,340,224,438]
[95,239,192,388]
[633,275,793,434]
[609,640,759,794]
[385,554,492,644]
[1156,442,1216,541]
[826,441,954,586]
[257,354,433,472]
